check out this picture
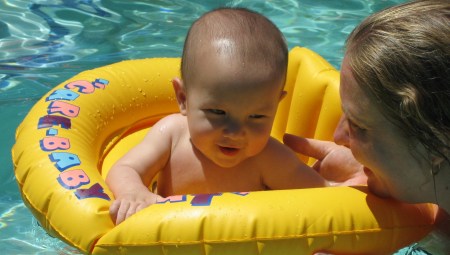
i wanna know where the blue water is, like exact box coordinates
[0,0,425,254]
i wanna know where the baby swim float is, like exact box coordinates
[12,47,435,254]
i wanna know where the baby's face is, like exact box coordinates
[184,53,285,168]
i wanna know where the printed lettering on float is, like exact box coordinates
[38,79,111,201]
[36,78,249,206]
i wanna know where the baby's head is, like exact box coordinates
[173,8,289,168]
[181,7,288,92]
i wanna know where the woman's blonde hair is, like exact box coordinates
[346,0,450,162]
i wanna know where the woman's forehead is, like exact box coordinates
[340,58,381,126]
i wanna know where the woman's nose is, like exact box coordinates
[334,115,349,146]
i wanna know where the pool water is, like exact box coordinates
[0,0,426,254]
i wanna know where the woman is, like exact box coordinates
[284,0,450,253]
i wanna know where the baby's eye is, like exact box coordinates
[249,114,266,119]
[206,109,226,115]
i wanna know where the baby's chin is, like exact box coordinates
[212,157,243,169]
[211,153,248,169]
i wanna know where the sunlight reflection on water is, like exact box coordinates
[1,0,418,254]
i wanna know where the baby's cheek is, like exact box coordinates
[189,122,220,145]
[248,134,271,156]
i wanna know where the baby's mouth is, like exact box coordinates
[218,146,240,156]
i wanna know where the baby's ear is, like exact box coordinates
[279,90,287,102]
[172,77,187,115]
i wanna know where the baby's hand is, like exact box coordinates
[109,190,162,225]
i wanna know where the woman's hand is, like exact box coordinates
[283,134,367,186]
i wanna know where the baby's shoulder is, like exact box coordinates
[258,137,299,164]
[155,113,187,128]
[150,113,188,138]
[265,137,293,153]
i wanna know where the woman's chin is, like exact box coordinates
[364,168,392,199]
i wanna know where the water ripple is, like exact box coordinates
[1,1,415,254]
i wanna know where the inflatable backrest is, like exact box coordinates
[101,47,340,172]
[273,47,341,164]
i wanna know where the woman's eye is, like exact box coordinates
[348,119,365,132]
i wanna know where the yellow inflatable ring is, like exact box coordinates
[13,47,435,254]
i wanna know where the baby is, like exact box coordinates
[106,7,329,225]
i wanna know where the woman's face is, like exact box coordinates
[334,56,434,203]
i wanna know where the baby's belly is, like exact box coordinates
[156,167,266,197]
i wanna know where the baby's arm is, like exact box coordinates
[105,114,179,225]
[261,138,330,190]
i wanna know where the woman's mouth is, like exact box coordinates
[363,167,373,176]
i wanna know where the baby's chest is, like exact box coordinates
[160,151,265,195]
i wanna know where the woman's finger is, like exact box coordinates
[283,133,333,160]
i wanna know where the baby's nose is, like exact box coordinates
[223,120,245,138]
